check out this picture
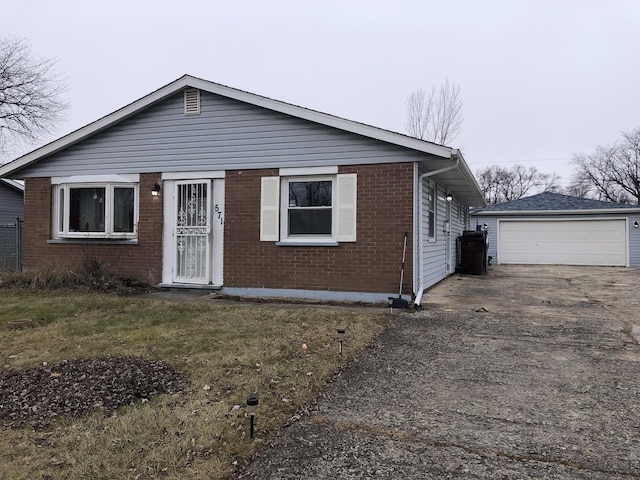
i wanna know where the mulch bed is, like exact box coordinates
[0,356,185,429]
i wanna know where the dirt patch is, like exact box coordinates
[240,266,640,479]
[0,356,184,429]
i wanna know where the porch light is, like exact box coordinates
[337,328,345,356]
[445,192,453,202]
[151,183,161,196]
[634,221,639,229]
[247,395,259,439]
[483,223,488,231]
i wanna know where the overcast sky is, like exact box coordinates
[4,0,639,188]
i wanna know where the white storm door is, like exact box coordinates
[174,181,211,283]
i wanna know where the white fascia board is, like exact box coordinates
[162,171,225,180]
[450,149,486,207]
[473,208,640,216]
[0,178,25,191]
[279,166,338,176]
[51,174,140,184]
[0,74,452,178]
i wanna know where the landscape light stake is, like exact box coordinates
[247,395,259,439]
[337,328,345,356]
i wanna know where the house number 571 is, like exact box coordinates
[214,204,224,225]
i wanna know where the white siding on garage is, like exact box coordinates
[498,219,627,266]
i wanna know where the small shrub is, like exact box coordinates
[0,258,150,294]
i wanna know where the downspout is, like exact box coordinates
[414,150,460,306]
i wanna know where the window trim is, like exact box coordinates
[427,181,437,242]
[260,171,357,244]
[53,182,139,240]
[280,175,337,243]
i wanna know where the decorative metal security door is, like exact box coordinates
[174,181,211,283]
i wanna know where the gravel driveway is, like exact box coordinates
[239,265,640,479]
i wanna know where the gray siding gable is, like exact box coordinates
[17,89,432,177]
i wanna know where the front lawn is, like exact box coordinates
[0,291,387,479]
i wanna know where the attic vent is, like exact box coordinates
[184,88,200,115]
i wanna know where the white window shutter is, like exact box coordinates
[336,173,357,242]
[260,177,280,241]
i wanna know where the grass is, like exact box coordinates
[0,290,388,480]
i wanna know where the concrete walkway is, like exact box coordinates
[239,266,640,479]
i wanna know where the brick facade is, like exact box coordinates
[224,162,414,295]
[24,164,414,295]
[23,174,163,284]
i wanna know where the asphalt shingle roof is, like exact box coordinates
[475,192,638,212]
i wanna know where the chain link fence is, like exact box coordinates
[0,218,23,271]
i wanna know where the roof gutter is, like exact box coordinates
[414,150,461,307]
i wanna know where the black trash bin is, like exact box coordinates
[457,230,487,275]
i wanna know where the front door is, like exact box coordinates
[174,180,211,283]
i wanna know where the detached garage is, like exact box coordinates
[472,192,640,267]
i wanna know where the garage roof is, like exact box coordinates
[473,192,640,215]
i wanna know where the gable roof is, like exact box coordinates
[473,191,640,215]
[0,74,453,175]
[0,74,485,206]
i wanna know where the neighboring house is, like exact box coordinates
[472,192,640,267]
[0,75,485,303]
[0,178,24,271]
[0,178,24,223]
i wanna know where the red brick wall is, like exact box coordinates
[23,174,163,284]
[224,163,414,294]
[23,164,415,295]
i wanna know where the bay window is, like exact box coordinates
[54,183,138,239]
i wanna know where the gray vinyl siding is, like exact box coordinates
[472,216,497,260]
[630,214,640,267]
[0,183,24,223]
[450,198,470,267]
[418,174,470,291]
[17,90,431,178]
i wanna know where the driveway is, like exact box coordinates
[239,266,640,479]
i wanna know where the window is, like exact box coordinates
[428,182,436,240]
[457,200,468,228]
[285,178,333,237]
[54,183,138,239]
[260,172,357,244]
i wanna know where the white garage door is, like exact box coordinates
[498,219,627,266]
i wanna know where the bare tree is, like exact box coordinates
[404,79,463,145]
[571,127,640,205]
[0,36,68,158]
[564,173,593,198]
[476,164,561,205]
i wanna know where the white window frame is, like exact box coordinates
[53,182,139,239]
[280,175,336,242]
[428,181,437,242]
[260,170,357,245]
